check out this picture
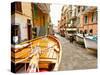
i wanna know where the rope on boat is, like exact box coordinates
[27,48,40,72]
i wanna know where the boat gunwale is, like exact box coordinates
[84,37,97,42]
[11,35,62,70]
[84,38,97,50]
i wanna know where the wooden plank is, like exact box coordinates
[12,57,57,64]
[39,63,49,69]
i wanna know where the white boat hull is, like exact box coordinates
[84,37,97,50]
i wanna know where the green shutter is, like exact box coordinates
[34,3,38,19]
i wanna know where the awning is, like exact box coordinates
[66,28,77,31]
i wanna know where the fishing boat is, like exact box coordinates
[11,35,62,73]
[84,36,97,50]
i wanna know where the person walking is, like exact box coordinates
[83,32,85,37]
[69,35,74,43]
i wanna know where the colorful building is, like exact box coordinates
[65,5,77,38]
[58,20,61,33]
[58,5,97,38]
[31,3,51,37]
[11,2,33,44]
[11,2,51,44]
[58,5,77,37]
[58,5,68,37]
[76,6,97,35]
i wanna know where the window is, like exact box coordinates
[90,29,93,33]
[27,19,31,24]
[80,30,83,34]
[92,12,97,23]
[84,30,87,34]
[84,15,88,24]
[11,25,19,36]
[82,6,85,11]
[89,29,93,35]
[11,2,22,14]
[70,11,72,17]
[78,6,80,13]
[15,2,22,12]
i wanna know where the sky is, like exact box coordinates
[50,4,63,26]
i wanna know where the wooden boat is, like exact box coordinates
[84,36,97,50]
[11,35,62,73]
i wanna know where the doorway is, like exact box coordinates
[11,25,20,44]
[27,19,32,40]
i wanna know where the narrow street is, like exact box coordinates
[55,34,97,71]
[11,2,98,73]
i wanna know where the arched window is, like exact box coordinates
[90,29,93,33]
[84,30,87,34]
[80,30,83,34]
[89,29,93,35]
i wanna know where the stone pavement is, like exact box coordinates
[55,34,97,71]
